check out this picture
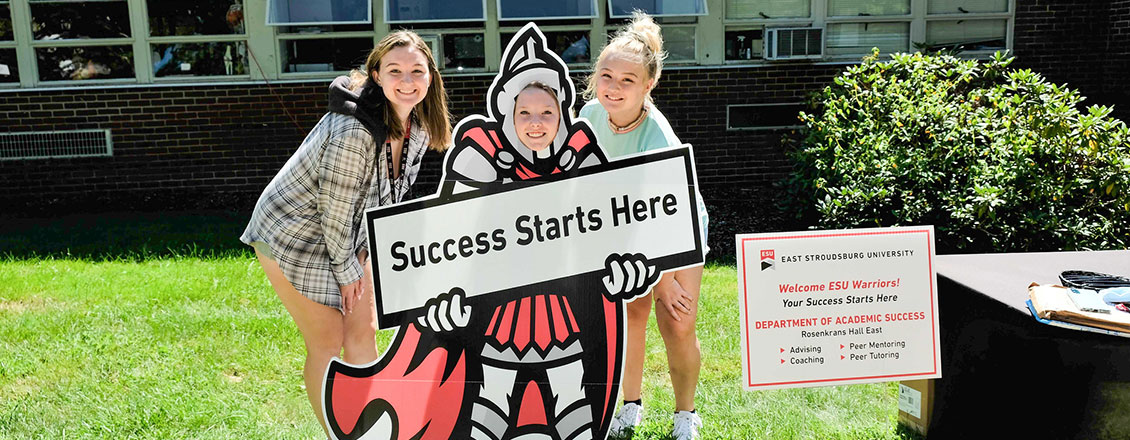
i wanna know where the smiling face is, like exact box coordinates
[373,45,431,120]
[513,86,560,152]
[594,53,654,126]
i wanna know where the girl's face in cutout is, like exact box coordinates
[513,87,560,152]
[594,53,653,122]
[373,45,431,119]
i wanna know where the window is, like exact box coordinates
[928,0,1008,14]
[726,0,810,19]
[828,0,909,16]
[925,0,1009,52]
[502,30,591,64]
[27,0,134,82]
[609,0,708,18]
[441,33,485,70]
[925,19,1006,51]
[279,38,372,73]
[276,21,374,76]
[30,0,131,40]
[148,0,249,79]
[149,1,246,36]
[37,46,134,81]
[0,1,13,84]
[724,28,762,61]
[663,26,696,63]
[0,48,18,83]
[386,0,485,23]
[498,0,596,20]
[827,22,909,55]
[0,1,12,41]
[267,0,372,26]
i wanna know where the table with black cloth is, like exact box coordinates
[927,250,1130,439]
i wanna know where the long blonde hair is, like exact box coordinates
[349,30,452,151]
[584,11,667,103]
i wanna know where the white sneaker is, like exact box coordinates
[608,402,644,437]
[671,411,702,440]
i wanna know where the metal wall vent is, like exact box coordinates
[0,129,113,161]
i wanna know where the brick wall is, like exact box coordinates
[0,64,837,212]
[1013,0,1130,120]
[0,84,327,211]
[1108,0,1130,119]
[0,0,1125,213]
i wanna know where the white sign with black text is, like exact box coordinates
[367,145,705,328]
[737,227,942,390]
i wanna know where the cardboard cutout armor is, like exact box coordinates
[323,24,662,440]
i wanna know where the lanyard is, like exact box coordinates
[384,118,411,203]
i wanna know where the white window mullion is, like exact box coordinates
[814,0,827,60]
[374,0,388,41]
[128,0,150,84]
[699,0,724,65]
[245,0,279,81]
[10,0,35,87]
[1005,0,1015,53]
[910,0,927,50]
[484,0,501,70]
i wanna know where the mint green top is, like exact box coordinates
[579,100,681,158]
[580,99,710,255]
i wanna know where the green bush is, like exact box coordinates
[783,50,1130,253]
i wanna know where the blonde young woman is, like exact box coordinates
[240,30,450,436]
[579,12,710,440]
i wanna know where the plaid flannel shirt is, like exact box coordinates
[241,112,427,309]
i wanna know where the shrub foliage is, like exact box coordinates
[783,50,1130,253]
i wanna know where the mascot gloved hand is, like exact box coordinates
[417,288,472,332]
[602,253,659,302]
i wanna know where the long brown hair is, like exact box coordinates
[583,11,667,104]
[349,30,452,151]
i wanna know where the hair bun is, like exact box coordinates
[629,10,665,58]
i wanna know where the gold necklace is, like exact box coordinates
[609,106,648,134]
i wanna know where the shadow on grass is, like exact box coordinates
[0,210,254,261]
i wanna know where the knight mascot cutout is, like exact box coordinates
[321,24,674,440]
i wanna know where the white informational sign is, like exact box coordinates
[736,227,941,390]
[367,146,704,328]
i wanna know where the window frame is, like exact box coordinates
[265,0,374,27]
[275,31,377,79]
[606,0,709,19]
[496,0,598,21]
[384,0,488,24]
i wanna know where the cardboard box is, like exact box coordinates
[897,379,934,435]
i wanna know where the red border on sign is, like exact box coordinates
[740,229,937,388]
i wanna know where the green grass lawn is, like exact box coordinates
[0,212,920,439]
